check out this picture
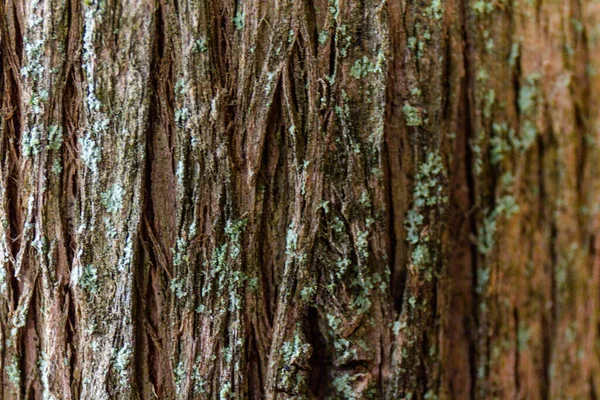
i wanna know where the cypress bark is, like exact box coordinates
[0,0,599,399]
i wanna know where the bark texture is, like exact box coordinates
[0,0,599,399]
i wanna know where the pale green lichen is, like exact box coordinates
[21,39,45,80]
[279,329,311,389]
[232,10,245,30]
[393,320,406,335]
[219,381,232,399]
[404,151,447,272]
[426,0,444,19]
[408,37,417,50]
[402,103,422,126]
[176,160,185,186]
[359,192,371,208]
[518,72,541,114]
[198,218,249,313]
[23,126,42,157]
[350,56,376,79]
[476,195,519,255]
[332,216,345,234]
[336,24,353,58]
[483,89,495,119]
[174,361,187,393]
[7,357,20,386]
[118,237,134,272]
[334,89,350,119]
[318,30,329,44]
[113,344,132,386]
[332,373,358,400]
[300,284,316,303]
[356,229,369,259]
[333,337,358,364]
[509,42,520,67]
[101,184,124,214]
[518,326,531,351]
[472,0,495,14]
[193,37,207,53]
[470,129,486,175]
[47,125,63,151]
[32,235,47,255]
[476,266,490,294]
[284,219,308,282]
[79,136,101,172]
[192,357,207,394]
[476,68,489,82]
[175,107,190,127]
[571,18,584,34]
[319,200,330,214]
[512,120,537,152]
[175,78,187,96]
[405,209,424,244]
[78,264,98,294]
[412,152,447,208]
[0,264,6,294]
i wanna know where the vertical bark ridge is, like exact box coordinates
[0,0,25,398]
[72,0,154,397]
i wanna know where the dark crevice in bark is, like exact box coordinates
[212,2,230,89]
[257,106,284,328]
[460,5,479,398]
[21,280,41,399]
[543,208,559,400]
[513,307,521,396]
[511,49,522,123]
[61,0,82,274]
[307,305,327,398]
[537,136,546,227]
[1,0,24,313]
[571,0,591,215]
[133,232,160,398]
[327,18,337,86]
[384,0,408,318]
[61,0,83,393]
[1,5,29,398]
[134,3,175,398]
[247,326,264,400]
[383,110,401,315]
[64,289,79,396]
[246,74,288,398]
[574,106,588,206]
[304,0,319,55]
[538,87,558,400]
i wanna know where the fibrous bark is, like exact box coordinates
[0,0,599,399]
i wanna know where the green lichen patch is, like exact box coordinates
[232,10,245,30]
[350,56,382,79]
[47,125,63,151]
[404,151,447,276]
[101,184,125,214]
[402,103,423,126]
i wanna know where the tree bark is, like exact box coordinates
[0,0,599,399]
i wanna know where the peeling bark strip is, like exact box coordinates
[0,0,600,398]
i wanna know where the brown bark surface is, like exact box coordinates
[0,0,599,399]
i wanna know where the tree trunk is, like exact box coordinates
[0,0,598,398]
